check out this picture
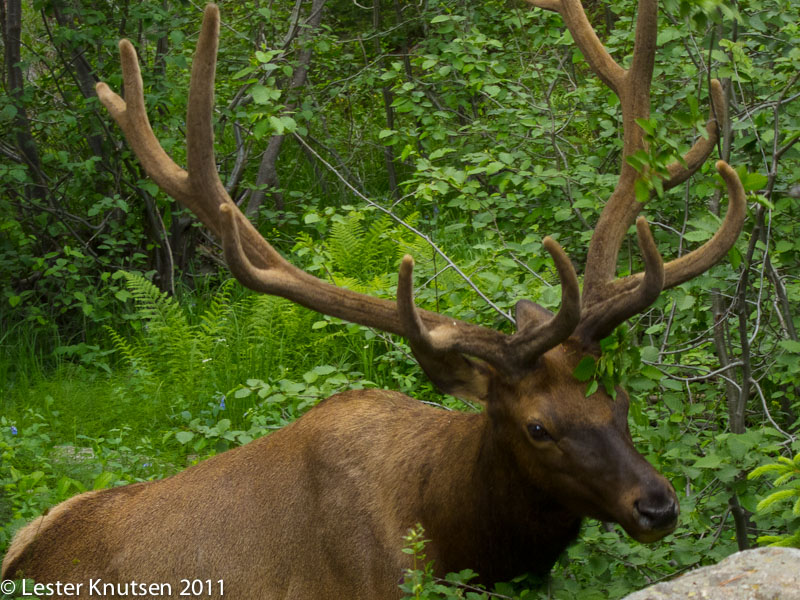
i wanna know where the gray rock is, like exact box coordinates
[622,547,800,600]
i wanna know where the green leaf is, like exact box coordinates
[573,356,596,382]
[93,471,115,490]
[0,103,18,121]
[634,117,656,136]
[175,431,195,444]
[253,119,270,140]
[694,453,723,468]
[634,178,650,203]
[742,171,768,191]
[280,116,297,132]
[251,85,273,105]
[485,161,505,175]
[779,340,800,353]
[677,294,695,311]
[728,246,742,270]
[753,194,774,209]
[640,345,659,362]
[269,116,285,135]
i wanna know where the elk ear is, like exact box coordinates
[515,299,554,330]
[411,350,493,404]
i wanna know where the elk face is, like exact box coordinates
[493,340,679,543]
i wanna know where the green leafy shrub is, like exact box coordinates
[0,412,150,552]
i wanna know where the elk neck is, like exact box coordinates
[418,398,581,584]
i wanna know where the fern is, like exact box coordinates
[111,271,202,388]
[117,271,189,335]
[362,215,400,275]
[199,278,236,339]
[104,325,152,374]
[327,212,366,278]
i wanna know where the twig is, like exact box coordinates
[750,378,796,442]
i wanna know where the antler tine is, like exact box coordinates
[398,255,510,368]
[96,44,192,209]
[655,160,745,289]
[185,3,228,221]
[177,4,284,272]
[585,161,745,309]
[509,238,582,367]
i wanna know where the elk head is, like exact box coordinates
[92,0,744,561]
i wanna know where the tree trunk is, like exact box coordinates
[374,0,398,198]
[708,19,750,551]
[247,0,327,216]
[3,0,45,198]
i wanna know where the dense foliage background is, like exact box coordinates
[1,0,799,597]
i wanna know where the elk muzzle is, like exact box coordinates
[620,473,680,543]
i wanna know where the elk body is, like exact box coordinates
[2,1,745,598]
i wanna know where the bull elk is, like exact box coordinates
[3,1,745,598]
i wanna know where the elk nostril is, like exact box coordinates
[634,497,679,530]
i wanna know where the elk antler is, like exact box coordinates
[96,3,581,382]
[525,0,746,343]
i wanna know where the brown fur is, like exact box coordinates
[2,344,677,599]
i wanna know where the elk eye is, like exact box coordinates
[527,422,552,442]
